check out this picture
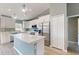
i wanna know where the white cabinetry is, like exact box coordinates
[0,17,15,44]
[50,14,64,50]
[51,16,58,47]
[0,17,15,28]
[0,18,5,28]
[23,21,30,28]
[0,32,11,44]
[5,18,15,28]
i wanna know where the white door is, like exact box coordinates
[51,16,58,48]
[57,14,64,49]
[51,14,64,50]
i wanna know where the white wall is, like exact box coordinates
[50,3,66,16]
[50,3,67,51]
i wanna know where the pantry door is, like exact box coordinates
[57,14,64,49]
[51,14,64,50]
[51,15,58,48]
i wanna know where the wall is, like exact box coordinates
[50,3,68,51]
[67,3,79,16]
[68,17,78,42]
[50,3,67,16]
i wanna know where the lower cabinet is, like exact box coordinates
[0,32,11,44]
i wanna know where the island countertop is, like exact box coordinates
[13,33,45,44]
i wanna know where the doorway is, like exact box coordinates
[68,17,79,54]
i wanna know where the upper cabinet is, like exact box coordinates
[39,15,50,22]
[23,21,30,28]
[0,17,5,28]
[0,17,15,28]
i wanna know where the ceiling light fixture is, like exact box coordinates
[22,4,26,13]
[22,8,26,12]
[22,4,32,13]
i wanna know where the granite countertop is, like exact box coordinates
[13,33,45,44]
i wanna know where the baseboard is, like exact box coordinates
[14,47,23,55]
[49,45,52,48]
[50,44,67,52]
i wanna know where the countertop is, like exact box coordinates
[13,33,45,44]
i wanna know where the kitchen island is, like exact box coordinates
[13,33,45,55]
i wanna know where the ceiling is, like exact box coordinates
[0,3,49,20]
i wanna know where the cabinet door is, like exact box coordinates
[1,17,15,28]
[57,14,64,49]
[5,18,15,28]
[0,18,5,28]
[51,16,58,48]
[23,21,30,28]
[51,14,64,50]
[1,32,10,44]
